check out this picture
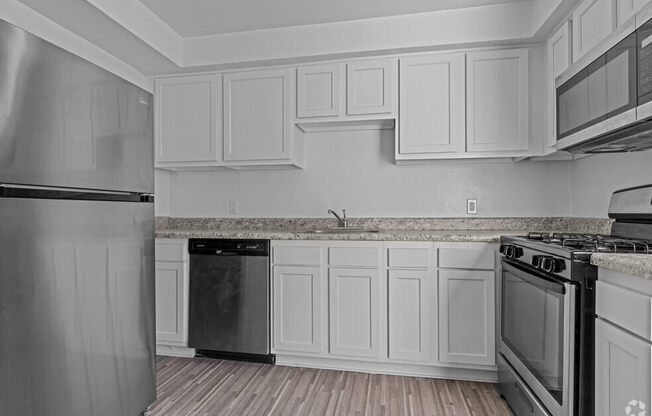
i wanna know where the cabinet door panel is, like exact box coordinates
[347,60,394,115]
[155,75,220,163]
[467,49,529,153]
[548,22,572,149]
[223,68,292,161]
[573,0,616,62]
[617,0,649,26]
[155,262,185,344]
[388,270,434,362]
[273,266,322,353]
[595,319,651,416]
[399,54,465,155]
[329,268,380,358]
[439,270,495,366]
[297,64,342,118]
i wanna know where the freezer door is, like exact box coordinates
[0,198,155,416]
[0,19,153,193]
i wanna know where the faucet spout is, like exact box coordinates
[328,209,348,228]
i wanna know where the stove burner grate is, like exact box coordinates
[526,232,650,254]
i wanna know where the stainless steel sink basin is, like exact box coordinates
[301,228,380,234]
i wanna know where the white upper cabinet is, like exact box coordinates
[398,54,466,156]
[347,59,395,115]
[155,74,221,165]
[616,0,650,26]
[297,63,343,118]
[223,68,293,162]
[466,49,530,153]
[572,0,616,62]
[547,21,572,149]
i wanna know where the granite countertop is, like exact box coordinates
[155,216,613,243]
[591,254,652,280]
[155,228,523,242]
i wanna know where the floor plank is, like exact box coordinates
[151,357,513,416]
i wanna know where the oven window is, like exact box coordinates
[502,264,565,405]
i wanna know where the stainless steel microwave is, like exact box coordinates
[556,13,652,153]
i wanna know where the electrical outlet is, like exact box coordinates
[229,200,238,215]
[467,199,477,215]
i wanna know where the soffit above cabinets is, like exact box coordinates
[137,0,531,37]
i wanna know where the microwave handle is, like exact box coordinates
[502,260,566,295]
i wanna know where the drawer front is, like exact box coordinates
[387,247,431,269]
[438,247,494,270]
[596,280,652,340]
[272,245,322,266]
[329,247,380,268]
[155,240,187,262]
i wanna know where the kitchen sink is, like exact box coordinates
[300,228,380,234]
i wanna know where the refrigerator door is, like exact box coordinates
[0,19,153,193]
[0,197,155,416]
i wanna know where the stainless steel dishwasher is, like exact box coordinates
[188,239,274,363]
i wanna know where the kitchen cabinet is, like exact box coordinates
[438,245,496,366]
[155,239,190,354]
[466,49,530,153]
[616,0,649,27]
[398,54,466,156]
[223,68,294,162]
[547,21,572,151]
[329,267,382,358]
[595,319,651,416]
[347,59,395,115]
[595,268,652,415]
[272,266,322,353]
[155,74,221,167]
[572,0,616,62]
[297,63,343,118]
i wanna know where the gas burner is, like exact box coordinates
[527,232,650,254]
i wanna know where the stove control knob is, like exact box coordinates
[513,247,524,259]
[541,257,566,273]
[531,255,543,268]
[501,245,524,259]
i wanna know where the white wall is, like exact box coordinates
[570,151,652,217]
[159,130,573,218]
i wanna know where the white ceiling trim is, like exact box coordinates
[85,0,183,65]
[181,2,535,67]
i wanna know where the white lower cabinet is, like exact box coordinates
[155,239,192,355]
[595,318,651,416]
[272,266,322,353]
[329,267,381,358]
[270,240,497,381]
[388,269,435,362]
[438,269,496,366]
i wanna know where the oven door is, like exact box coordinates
[500,259,576,416]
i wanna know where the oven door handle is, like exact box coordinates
[502,260,566,295]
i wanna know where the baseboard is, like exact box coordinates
[156,344,196,358]
[275,354,498,383]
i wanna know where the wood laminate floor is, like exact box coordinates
[152,357,513,416]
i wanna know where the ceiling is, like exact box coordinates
[137,0,532,37]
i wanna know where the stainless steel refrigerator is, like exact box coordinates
[0,19,156,416]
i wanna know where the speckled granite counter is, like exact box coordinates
[155,217,613,243]
[591,254,652,280]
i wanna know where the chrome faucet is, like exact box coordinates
[328,209,348,228]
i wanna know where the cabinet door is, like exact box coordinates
[595,318,651,416]
[398,54,466,155]
[272,266,322,353]
[388,269,435,362]
[297,63,342,118]
[155,75,221,163]
[155,261,186,345]
[439,270,495,366]
[617,0,650,26]
[573,0,616,62]
[223,68,292,161]
[347,59,394,115]
[466,49,529,153]
[329,267,381,358]
[548,22,572,148]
